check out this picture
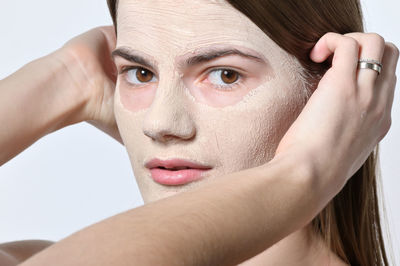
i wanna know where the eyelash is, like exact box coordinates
[205,68,243,90]
[119,66,244,90]
[120,66,157,85]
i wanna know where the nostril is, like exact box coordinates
[163,134,179,141]
[142,115,196,140]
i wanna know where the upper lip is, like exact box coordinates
[145,158,212,170]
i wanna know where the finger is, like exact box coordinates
[376,42,399,113]
[344,32,385,88]
[310,32,359,81]
[377,42,400,78]
[377,74,396,141]
[99,25,117,48]
[385,75,396,122]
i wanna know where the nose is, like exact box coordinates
[142,80,196,143]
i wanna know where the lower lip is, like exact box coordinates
[149,168,211,185]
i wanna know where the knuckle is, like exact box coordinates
[343,32,360,39]
[367,32,385,46]
[342,36,359,52]
[367,33,386,52]
[322,32,340,43]
[325,32,339,39]
[343,35,357,44]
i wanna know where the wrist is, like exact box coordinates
[267,150,339,212]
[43,49,92,131]
[0,51,92,164]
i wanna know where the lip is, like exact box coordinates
[145,158,212,170]
[145,158,212,185]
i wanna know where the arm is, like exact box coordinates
[20,155,323,266]
[0,250,17,266]
[0,240,54,266]
[0,51,88,166]
[0,27,318,265]
[0,26,121,166]
[18,31,399,266]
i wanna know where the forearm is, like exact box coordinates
[0,249,17,266]
[0,51,88,166]
[21,155,331,266]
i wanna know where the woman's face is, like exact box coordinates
[113,0,309,203]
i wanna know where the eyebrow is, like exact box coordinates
[111,46,265,70]
[111,47,157,70]
[181,48,265,68]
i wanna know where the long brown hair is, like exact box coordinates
[106,1,391,265]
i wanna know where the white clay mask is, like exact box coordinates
[113,0,310,203]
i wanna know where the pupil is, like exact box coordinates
[136,68,153,82]
[221,70,238,84]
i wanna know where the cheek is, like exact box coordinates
[185,74,270,108]
[114,67,306,174]
[118,78,267,110]
[118,80,157,112]
[114,86,147,159]
[195,85,305,171]
[216,111,297,170]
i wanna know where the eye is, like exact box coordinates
[208,69,240,86]
[125,67,157,85]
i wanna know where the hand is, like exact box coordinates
[53,26,122,144]
[273,32,398,193]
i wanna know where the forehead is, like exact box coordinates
[116,0,280,58]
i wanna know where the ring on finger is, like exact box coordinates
[358,59,383,75]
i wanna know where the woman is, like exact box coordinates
[0,0,398,265]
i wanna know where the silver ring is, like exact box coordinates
[358,59,382,75]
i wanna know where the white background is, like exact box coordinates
[0,0,399,263]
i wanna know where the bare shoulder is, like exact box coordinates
[0,240,55,265]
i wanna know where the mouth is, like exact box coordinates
[145,158,212,186]
[156,166,191,170]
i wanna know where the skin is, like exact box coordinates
[0,1,398,265]
[0,28,122,167]
[0,240,53,265]
[113,0,309,203]
[112,0,342,264]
